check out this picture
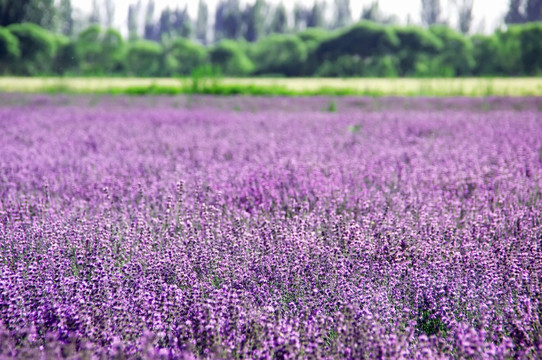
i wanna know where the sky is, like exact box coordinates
[71,0,510,35]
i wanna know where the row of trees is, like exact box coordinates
[2,0,542,45]
[1,21,541,77]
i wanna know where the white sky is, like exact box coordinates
[71,0,509,34]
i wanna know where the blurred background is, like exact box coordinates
[0,0,540,78]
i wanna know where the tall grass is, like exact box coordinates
[0,73,541,97]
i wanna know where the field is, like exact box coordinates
[1,77,542,96]
[0,95,541,359]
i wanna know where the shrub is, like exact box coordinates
[76,25,124,75]
[393,26,443,76]
[7,23,55,75]
[517,23,542,75]
[315,21,400,60]
[0,27,20,74]
[471,34,501,76]
[51,35,79,75]
[125,40,163,77]
[209,40,254,76]
[429,25,475,77]
[164,38,207,76]
[251,34,307,76]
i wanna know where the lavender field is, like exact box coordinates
[0,95,541,359]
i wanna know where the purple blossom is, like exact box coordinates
[0,95,541,359]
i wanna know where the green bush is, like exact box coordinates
[164,38,207,76]
[315,21,400,60]
[316,55,365,77]
[251,34,307,76]
[76,25,124,75]
[429,25,475,77]
[297,28,333,50]
[393,26,443,76]
[517,23,542,75]
[102,29,125,74]
[471,34,501,76]
[7,23,55,75]
[52,35,78,75]
[125,40,163,77]
[495,27,523,75]
[316,55,398,77]
[209,40,254,76]
[0,27,20,74]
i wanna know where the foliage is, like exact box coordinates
[0,26,20,73]
[515,22,542,75]
[429,25,475,76]
[209,40,254,76]
[471,34,501,75]
[76,25,124,75]
[315,21,400,61]
[394,26,443,75]
[6,22,54,75]
[251,34,307,76]
[164,38,207,76]
[421,0,444,26]
[0,19,541,78]
[51,34,78,75]
[125,40,162,77]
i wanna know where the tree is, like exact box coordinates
[0,27,20,73]
[144,0,159,41]
[1,0,32,26]
[164,38,206,75]
[421,0,443,26]
[171,6,191,38]
[525,0,542,21]
[452,0,474,34]
[52,34,79,74]
[505,0,525,24]
[195,0,209,44]
[471,34,501,75]
[252,34,308,76]
[315,21,400,60]
[307,1,326,28]
[429,25,475,76]
[393,26,443,75]
[76,24,103,74]
[243,0,267,42]
[333,0,351,29]
[270,2,288,34]
[209,40,254,75]
[127,1,142,41]
[21,0,56,30]
[157,6,191,41]
[214,0,243,40]
[294,3,310,31]
[158,8,172,40]
[361,1,380,21]
[125,40,162,76]
[89,0,101,24]
[222,0,243,39]
[102,28,124,73]
[104,0,115,28]
[7,23,55,75]
[361,1,398,24]
[0,0,55,29]
[57,0,74,36]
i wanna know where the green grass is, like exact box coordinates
[1,77,541,97]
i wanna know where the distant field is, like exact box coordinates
[0,77,541,96]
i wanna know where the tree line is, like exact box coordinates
[0,0,541,77]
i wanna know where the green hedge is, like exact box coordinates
[1,21,542,77]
